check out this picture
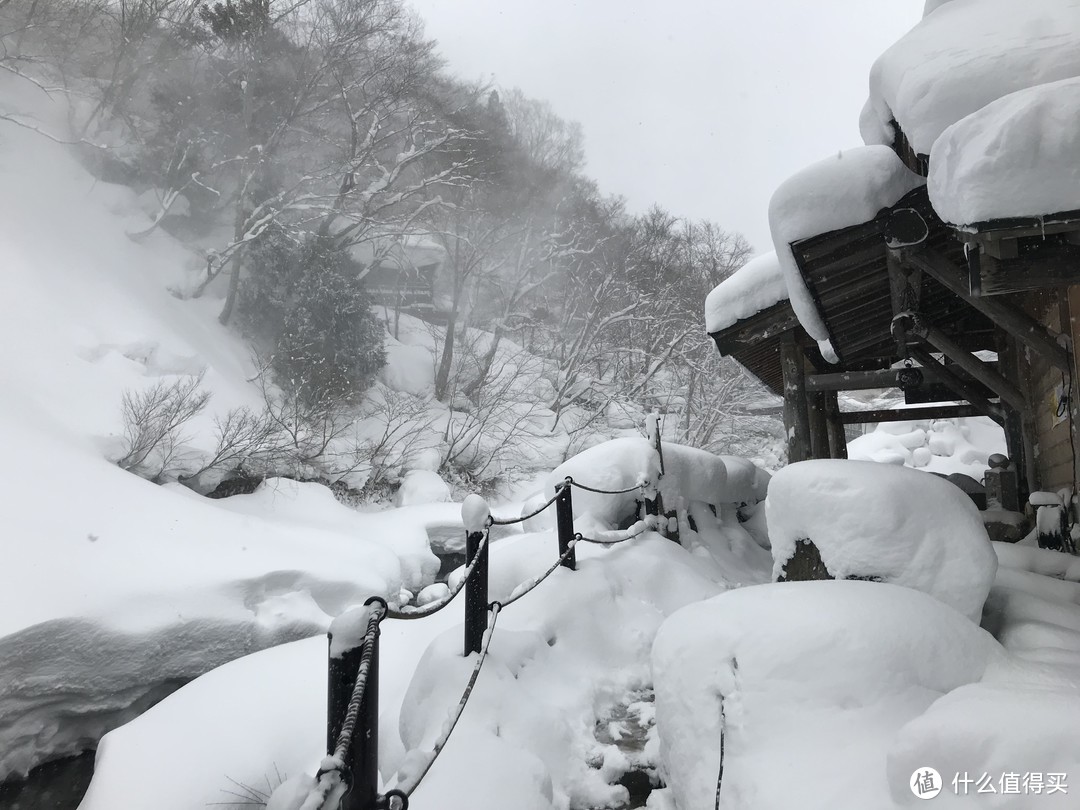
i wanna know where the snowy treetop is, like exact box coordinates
[703,250,787,333]
[767,146,924,343]
[861,0,1080,156]
[929,76,1080,227]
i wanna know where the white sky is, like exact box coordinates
[406,0,923,254]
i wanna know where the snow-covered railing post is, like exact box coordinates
[645,413,671,540]
[555,478,577,571]
[462,495,491,656]
[326,598,385,810]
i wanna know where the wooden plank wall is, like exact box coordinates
[1023,290,1076,492]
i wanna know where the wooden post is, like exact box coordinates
[327,600,383,810]
[780,332,811,463]
[807,391,830,459]
[555,480,576,570]
[824,391,847,459]
[461,495,490,656]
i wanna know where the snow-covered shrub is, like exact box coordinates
[115,373,209,481]
[766,459,998,622]
[652,581,1003,810]
[238,231,385,408]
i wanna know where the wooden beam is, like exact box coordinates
[903,319,1026,411]
[975,242,1080,296]
[840,404,985,424]
[895,240,1071,373]
[908,346,1005,425]
[780,332,812,463]
[806,368,904,392]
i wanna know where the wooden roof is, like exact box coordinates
[709,299,817,395]
[790,186,997,368]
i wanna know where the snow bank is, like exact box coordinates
[766,460,998,621]
[704,251,787,333]
[547,437,661,528]
[888,682,1080,808]
[768,146,924,343]
[652,581,1002,810]
[82,533,725,810]
[547,438,767,531]
[862,0,1080,155]
[930,77,1080,226]
[848,416,1006,479]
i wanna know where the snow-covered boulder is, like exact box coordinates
[848,416,1006,479]
[379,341,435,395]
[766,460,998,622]
[652,581,1003,810]
[393,469,452,507]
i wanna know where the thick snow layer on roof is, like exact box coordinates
[929,77,1080,226]
[768,146,923,343]
[703,251,787,334]
[862,0,1080,155]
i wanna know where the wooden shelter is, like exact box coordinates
[709,177,1080,508]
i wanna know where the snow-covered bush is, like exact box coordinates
[238,231,385,408]
[766,459,998,622]
[115,373,210,481]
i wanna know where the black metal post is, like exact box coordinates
[327,600,382,810]
[464,526,489,656]
[555,480,576,570]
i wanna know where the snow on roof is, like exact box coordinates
[703,251,787,334]
[767,146,924,343]
[861,0,1080,156]
[929,76,1080,227]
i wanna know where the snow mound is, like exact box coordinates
[652,581,1002,810]
[82,533,724,810]
[393,469,451,507]
[768,146,924,343]
[547,438,764,531]
[929,76,1080,227]
[704,251,787,334]
[547,437,661,528]
[848,416,1006,479]
[887,681,1080,807]
[862,0,1080,155]
[766,460,998,622]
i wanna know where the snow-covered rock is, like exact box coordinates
[704,251,787,333]
[767,146,924,344]
[652,581,1002,810]
[929,76,1080,227]
[766,460,998,622]
[848,416,1006,479]
[393,469,452,507]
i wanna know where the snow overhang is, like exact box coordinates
[768,146,924,353]
[861,0,1080,158]
[704,251,788,334]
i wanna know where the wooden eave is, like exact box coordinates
[709,299,810,396]
[890,119,929,178]
[790,186,997,368]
